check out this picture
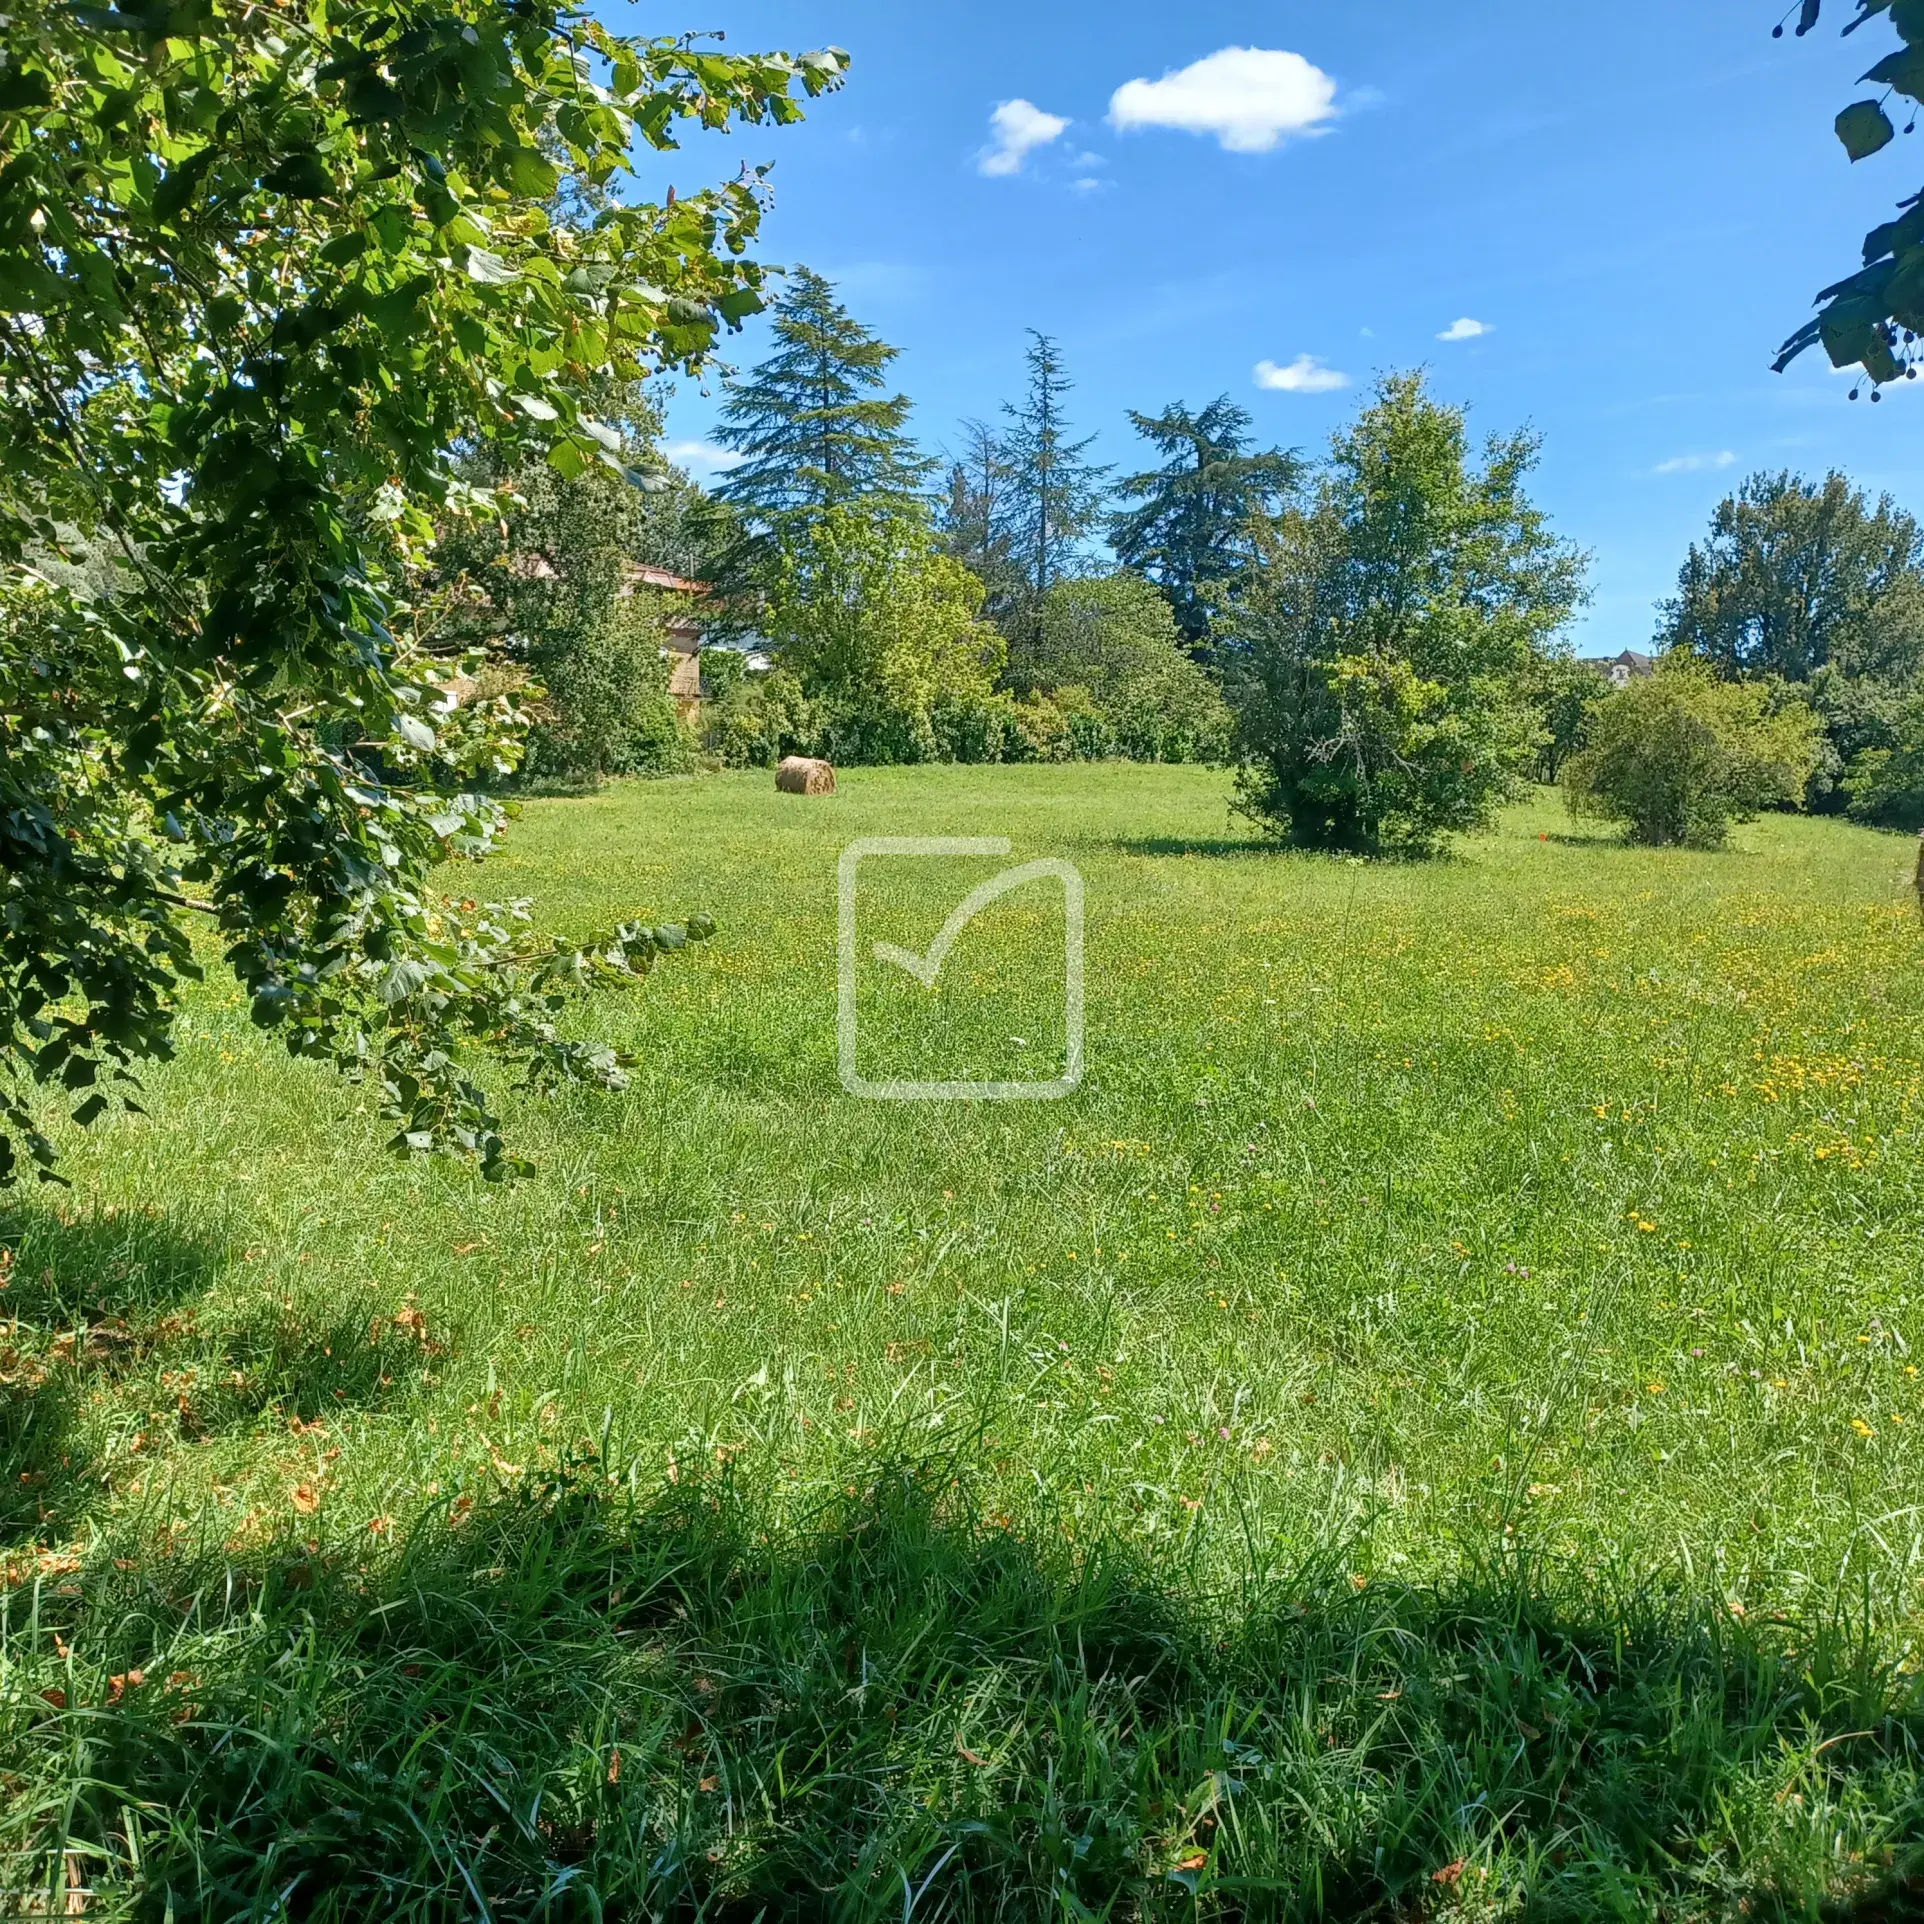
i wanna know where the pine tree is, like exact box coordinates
[998,332,1111,606]
[939,419,1025,627]
[1109,397,1300,653]
[714,268,933,522]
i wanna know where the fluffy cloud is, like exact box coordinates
[1255,355,1349,394]
[1653,451,1738,475]
[1110,48,1339,154]
[662,440,746,481]
[978,99,1071,177]
[1437,317,1490,342]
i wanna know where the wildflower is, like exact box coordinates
[1852,1419,1876,1439]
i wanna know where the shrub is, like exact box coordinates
[1564,661,1822,848]
[1844,689,1924,831]
[700,647,749,701]
[522,598,696,783]
[1014,574,1229,763]
[764,506,1004,762]
[703,669,820,769]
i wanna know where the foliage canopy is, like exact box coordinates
[0,0,844,1181]
[1776,0,1924,391]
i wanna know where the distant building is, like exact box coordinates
[627,565,709,721]
[460,558,716,721]
[1579,649,1655,689]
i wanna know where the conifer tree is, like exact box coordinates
[714,269,933,522]
[939,419,1025,627]
[1110,398,1300,652]
[998,333,1111,607]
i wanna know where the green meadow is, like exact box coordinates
[5,764,1924,1919]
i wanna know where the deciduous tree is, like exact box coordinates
[0,0,844,1182]
[1658,469,1924,801]
[1565,661,1823,847]
[1226,375,1587,855]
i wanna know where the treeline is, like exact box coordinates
[463,268,1924,853]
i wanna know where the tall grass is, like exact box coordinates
[3,766,1922,1917]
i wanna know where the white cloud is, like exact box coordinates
[978,99,1071,177]
[1437,317,1490,342]
[662,439,745,480]
[1653,450,1738,475]
[1110,47,1339,154]
[1255,354,1349,394]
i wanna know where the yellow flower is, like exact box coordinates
[1852,1419,1876,1439]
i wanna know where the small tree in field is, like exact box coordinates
[1016,573,1230,762]
[1225,374,1586,855]
[1564,662,1822,848]
[1522,650,1608,782]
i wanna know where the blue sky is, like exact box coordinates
[624,0,1924,655]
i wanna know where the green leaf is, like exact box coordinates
[319,230,370,267]
[378,959,436,1004]
[501,146,558,197]
[369,203,413,254]
[1836,99,1896,159]
[362,273,434,339]
[263,150,334,199]
[72,1093,109,1128]
[1861,46,1924,96]
[152,145,216,225]
[344,72,405,124]
[1863,202,1924,261]
[464,246,518,286]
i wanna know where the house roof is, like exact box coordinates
[627,563,709,596]
[500,557,710,597]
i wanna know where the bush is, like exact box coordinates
[1564,661,1822,847]
[702,669,819,770]
[1015,574,1229,763]
[764,506,1004,763]
[522,598,696,784]
[1844,689,1924,830]
[700,647,748,702]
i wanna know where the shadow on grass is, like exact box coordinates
[0,1202,430,1548]
[1115,835,1277,860]
[7,1458,1922,1922]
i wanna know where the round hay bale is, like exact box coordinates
[777,756,837,797]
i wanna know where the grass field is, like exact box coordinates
[5,764,1924,1920]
